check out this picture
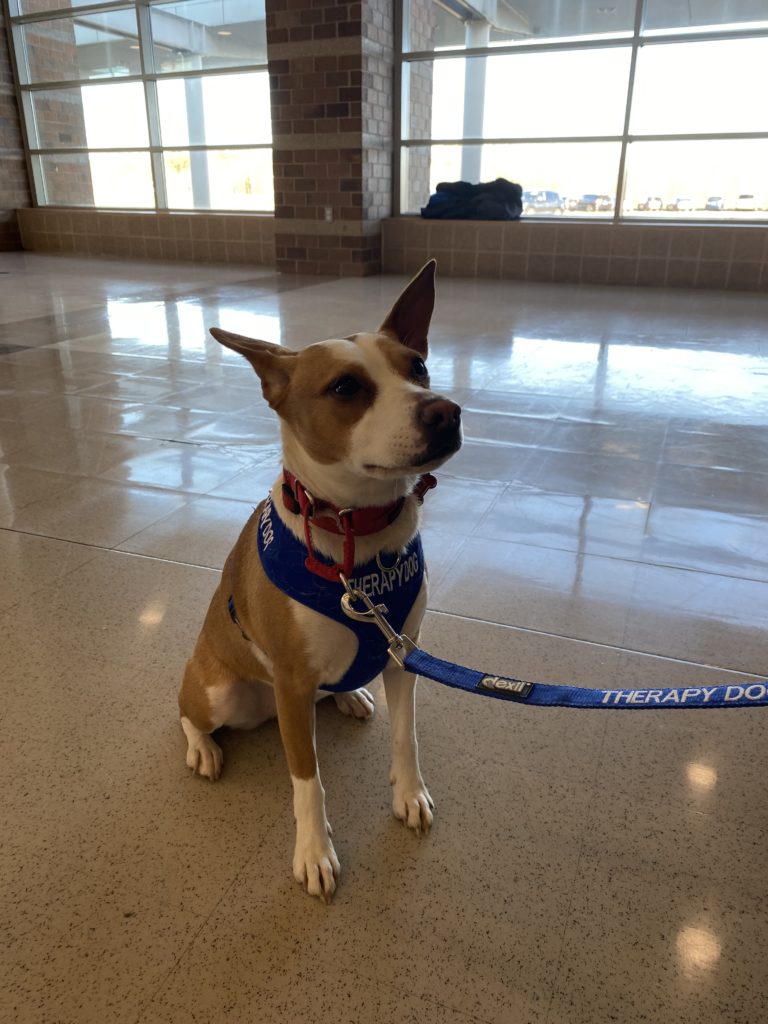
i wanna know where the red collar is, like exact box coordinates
[280,468,437,581]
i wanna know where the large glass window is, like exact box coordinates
[9,0,273,212]
[399,0,768,221]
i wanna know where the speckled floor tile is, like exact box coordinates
[0,551,279,923]
[622,562,768,674]
[5,392,146,432]
[139,931,491,1024]
[509,447,660,502]
[474,485,650,560]
[641,503,768,582]
[430,536,639,646]
[421,474,505,530]
[113,403,221,442]
[0,463,76,515]
[205,459,282,501]
[0,477,191,547]
[445,436,538,483]
[0,528,98,614]
[654,461,768,518]
[185,410,279,445]
[2,888,207,1024]
[8,430,163,477]
[95,441,255,493]
[546,857,768,1024]
[176,804,567,1024]
[117,494,255,568]
[76,375,184,405]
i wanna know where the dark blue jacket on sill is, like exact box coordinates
[420,178,523,220]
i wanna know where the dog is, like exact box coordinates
[179,260,462,902]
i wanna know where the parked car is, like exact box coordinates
[636,196,663,211]
[573,193,613,212]
[734,194,757,210]
[666,197,694,211]
[704,196,724,211]
[523,190,565,215]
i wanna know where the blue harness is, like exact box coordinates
[250,496,423,693]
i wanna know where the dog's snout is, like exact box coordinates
[419,398,461,430]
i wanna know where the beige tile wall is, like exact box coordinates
[383,218,768,292]
[17,209,275,265]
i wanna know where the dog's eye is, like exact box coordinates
[331,375,361,397]
[411,357,428,378]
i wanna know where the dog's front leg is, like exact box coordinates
[383,662,434,834]
[274,681,340,902]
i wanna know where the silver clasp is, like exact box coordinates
[339,573,417,669]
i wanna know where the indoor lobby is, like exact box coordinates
[2,2,768,1023]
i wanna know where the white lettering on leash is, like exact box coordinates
[600,686,723,706]
[724,683,766,702]
[260,497,275,550]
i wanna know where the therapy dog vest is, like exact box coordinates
[255,495,424,693]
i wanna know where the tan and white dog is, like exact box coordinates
[179,260,462,902]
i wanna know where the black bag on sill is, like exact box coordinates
[420,177,523,220]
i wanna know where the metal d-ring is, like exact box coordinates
[375,550,401,573]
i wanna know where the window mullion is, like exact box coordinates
[613,0,646,223]
[136,1,165,210]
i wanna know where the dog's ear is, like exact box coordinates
[209,328,297,409]
[378,259,435,357]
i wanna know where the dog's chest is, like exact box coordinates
[257,497,425,691]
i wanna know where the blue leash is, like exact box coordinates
[339,578,768,711]
[404,648,768,710]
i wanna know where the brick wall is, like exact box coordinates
[267,0,395,276]
[0,10,32,250]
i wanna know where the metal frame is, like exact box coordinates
[4,0,273,212]
[395,0,768,223]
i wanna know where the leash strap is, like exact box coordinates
[338,581,768,710]
[404,648,768,709]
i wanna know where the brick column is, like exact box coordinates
[0,11,32,250]
[266,0,395,276]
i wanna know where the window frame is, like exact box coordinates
[394,0,768,223]
[4,0,272,213]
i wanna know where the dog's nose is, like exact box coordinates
[419,398,461,430]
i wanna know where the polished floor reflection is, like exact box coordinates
[1,252,767,1024]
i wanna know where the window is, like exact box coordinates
[398,0,768,221]
[8,0,273,212]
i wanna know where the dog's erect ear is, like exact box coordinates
[209,328,297,409]
[378,259,436,357]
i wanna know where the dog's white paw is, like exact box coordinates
[186,735,223,780]
[181,717,223,781]
[391,776,434,835]
[293,826,340,903]
[333,687,375,720]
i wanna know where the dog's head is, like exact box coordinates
[210,261,462,498]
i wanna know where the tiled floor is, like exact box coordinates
[1,251,767,1024]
